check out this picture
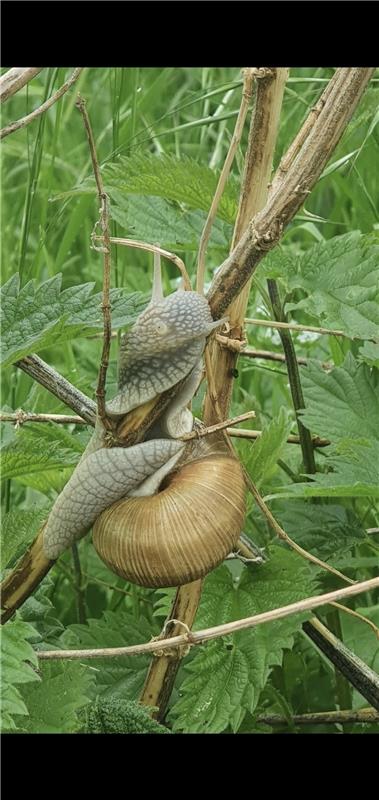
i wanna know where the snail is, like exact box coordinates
[41,253,247,587]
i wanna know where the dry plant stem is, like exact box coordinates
[244,317,354,339]
[267,279,316,473]
[180,410,255,440]
[1,529,55,624]
[0,413,332,447]
[257,707,379,727]
[15,354,97,425]
[303,617,379,711]
[244,471,354,585]
[241,347,331,371]
[229,428,331,447]
[329,602,379,639]
[0,68,83,139]
[204,68,288,424]
[207,68,375,318]
[36,576,379,660]
[0,411,88,426]
[0,68,44,102]
[196,68,255,294]
[269,71,338,197]
[76,95,112,429]
[139,580,203,715]
[141,68,289,720]
[94,236,191,291]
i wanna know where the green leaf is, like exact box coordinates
[18,660,94,733]
[265,355,379,499]
[1,618,40,732]
[59,610,157,698]
[271,501,369,561]
[0,272,147,367]
[0,423,85,493]
[79,697,170,734]
[359,340,379,368]
[299,354,379,443]
[341,605,379,677]
[1,507,49,570]
[170,547,316,733]
[54,153,239,225]
[19,574,65,646]
[109,192,231,251]
[284,232,379,340]
[236,407,293,488]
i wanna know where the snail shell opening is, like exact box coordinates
[92,456,246,588]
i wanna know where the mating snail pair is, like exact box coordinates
[42,254,247,588]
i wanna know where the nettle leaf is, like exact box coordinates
[59,611,156,698]
[0,423,85,494]
[236,407,293,488]
[265,355,379,499]
[109,192,232,251]
[19,574,65,647]
[79,697,170,734]
[271,501,368,561]
[56,153,239,225]
[18,660,94,733]
[359,340,379,368]
[299,354,379,443]
[0,272,146,367]
[341,605,379,676]
[1,507,49,570]
[285,232,379,340]
[170,547,316,733]
[1,618,40,732]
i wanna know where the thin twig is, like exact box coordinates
[15,354,96,426]
[0,411,88,426]
[76,95,112,429]
[242,467,354,585]
[257,707,379,727]
[36,577,379,660]
[196,68,255,293]
[180,410,256,440]
[330,602,379,639]
[0,68,83,139]
[241,347,332,371]
[0,68,44,103]
[228,427,331,447]
[0,411,332,448]
[94,236,191,291]
[244,317,357,339]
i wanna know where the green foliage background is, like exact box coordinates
[1,67,378,734]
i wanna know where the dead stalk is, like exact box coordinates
[1,68,83,139]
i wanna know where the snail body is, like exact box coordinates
[42,253,246,587]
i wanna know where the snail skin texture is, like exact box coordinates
[42,253,246,588]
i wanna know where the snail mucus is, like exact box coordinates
[42,254,247,587]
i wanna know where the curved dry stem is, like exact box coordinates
[36,577,379,660]
[1,68,83,139]
[94,236,192,291]
[196,68,255,294]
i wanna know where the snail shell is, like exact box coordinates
[92,453,246,588]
